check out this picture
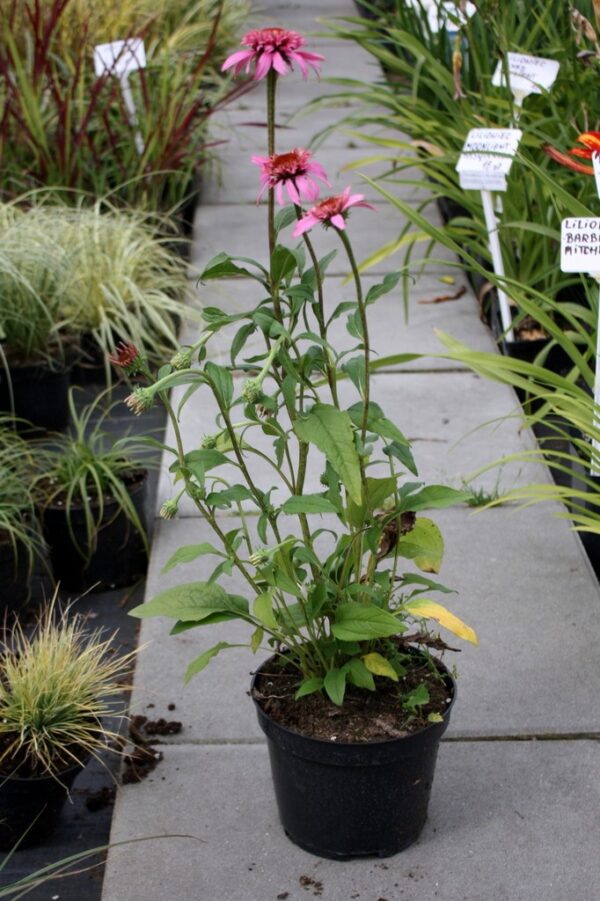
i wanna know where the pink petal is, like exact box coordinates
[222,49,254,71]
[251,154,268,167]
[291,52,309,78]
[304,179,320,201]
[276,183,284,205]
[286,180,301,204]
[271,51,289,75]
[293,215,317,237]
[254,53,273,81]
[331,214,346,229]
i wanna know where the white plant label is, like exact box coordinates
[427,1,476,33]
[456,128,522,192]
[560,218,600,272]
[492,53,560,98]
[93,39,146,78]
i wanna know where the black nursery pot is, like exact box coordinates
[0,362,71,433]
[42,471,148,592]
[0,532,35,615]
[0,759,84,850]
[252,656,455,860]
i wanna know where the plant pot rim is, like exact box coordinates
[0,753,87,784]
[39,467,148,513]
[251,648,456,751]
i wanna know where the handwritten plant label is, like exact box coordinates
[425,1,476,33]
[93,38,146,78]
[456,128,522,192]
[492,53,559,98]
[560,218,600,272]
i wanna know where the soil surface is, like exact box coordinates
[252,650,454,743]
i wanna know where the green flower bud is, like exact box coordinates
[201,434,218,450]
[160,498,178,520]
[241,378,264,404]
[249,548,270,567]
[125,387,154,416]
[170,348,193,371]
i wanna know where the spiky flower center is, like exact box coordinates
[246,28,304,53]
[266,149,312,180]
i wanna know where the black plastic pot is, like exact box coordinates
[41,471,148,592]
[0,759,84,850]
[489,292,572,374]
[252,655,455,860]
[0,531,35,614]
[0,361,71,433]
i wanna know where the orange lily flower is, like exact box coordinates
[543,131,600,175]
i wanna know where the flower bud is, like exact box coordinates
[241,378,264,404]
[170,348,193,371]
[160,498,178,520]
[125,387,154,416]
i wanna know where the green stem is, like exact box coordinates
[294,205,339,407]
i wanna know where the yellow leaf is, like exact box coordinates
[404,598,478,645]
[428,712,443,723]
[250,627,263,654]
[439,275,456,285]
[362,652,399,681]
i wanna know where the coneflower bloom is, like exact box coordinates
[108,342,139,369]
[252,148,330,205]
[222,28,324,81]
[543,131,600,175]
[293,187,375,236]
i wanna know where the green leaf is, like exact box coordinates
[341,355,366,394]
[331,603,406,641]
[131,583,248,622]
[205,485,254,508]
[324,668,347,706]
[161,543,224,573]
[274,206,297,234]
[347,401,408,445]
[250,627,264,653]
[200,252,254,280]
[230,323,256,365]
[184,642,233,683]
[184,449,230,475]
[346,476,397,527]
[365,271,402,304]
[280,494,338,515]
[397,518,444,573]
[362,652,399,682]
[404,682,430,713]
[384,440,418,476]
[271,245,298,283]
[204,362,233,407]
[253,592,278,630]
[294,404,362,505]
[295,677,324,700]
[345,658,376,691]
[400,485,471,513]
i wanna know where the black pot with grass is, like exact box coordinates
[34,390,151,592]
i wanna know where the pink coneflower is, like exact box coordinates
[252,148,330,205]
[222,27,324,81]
[293,187,375,236]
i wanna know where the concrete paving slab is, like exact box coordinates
[102,741,600,901]
[155,370,545,516]
[191,202,455,277]
[129,498,600,741]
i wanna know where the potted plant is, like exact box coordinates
[0,598,136,849]
[33,389,151,592]
[0,206,76,431]
[123,27,477,859]
[0,426,47,613]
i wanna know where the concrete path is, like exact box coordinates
[102,3,600,899]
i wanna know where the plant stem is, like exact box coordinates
[294,205,339,407]
[336,227,370,443]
